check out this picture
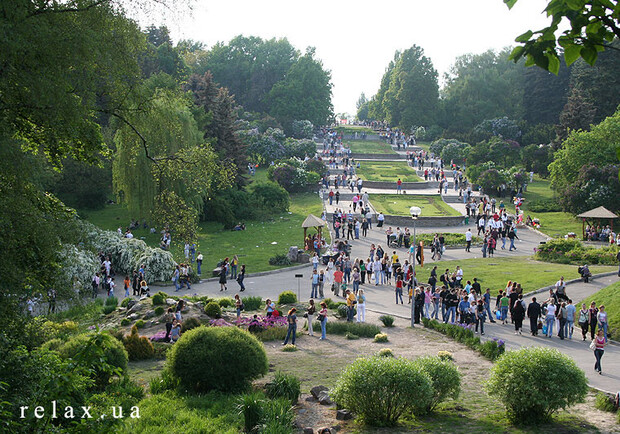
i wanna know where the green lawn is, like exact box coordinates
[415,140,431,151]
[357,161,421,182]
[370,195,460,217]
[335,125,374,135]
[412,256,614,293]
[345,139,396,154]
[581,280,620,339]
[494,176,581,238]
[80,192,328,274]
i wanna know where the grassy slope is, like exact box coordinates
[80,192,328,274]
[581,280,620,338]
[371,194,460,217]
[345,139,396,154]
[410,257,614,294]
[357,161,421,182]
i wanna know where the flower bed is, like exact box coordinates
[534,238,619,265]
[421,318,505,361]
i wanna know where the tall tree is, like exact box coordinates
[267,48,333,132]
[368,56,396,121]
[523,57,571,125]
[557,85,597,142]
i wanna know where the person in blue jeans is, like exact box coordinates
[564,299,576,339]
[282,308,297,346]
[545,302,557,337]
[311,269,320,298]
[483,288,496,323]
[318,302,328,340]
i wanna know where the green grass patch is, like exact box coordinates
[80,192,328,273]
[335,125,374,135]
[345,139,396,154]
[357,161,421,182]
[371,195,460,217]
[413,257,614,293]
[580,280,620,340]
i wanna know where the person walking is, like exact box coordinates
[219,266,227,291]
[318,270,325,298]
[345,290,356,322]
[311,269,320,298]
[597,305,609,343]
[318,302,328,340]
[236,264,246,291]
[395,276,404,304]
[306,299,316,336]
[465,228,472,252]
[282,308,297,346]
[483,288,496,323]
[356,289,366,322]
[565,299,576,339]
[234,294,243,320]
[196,251,203,275]
[499,292,510,324]
[588,302,599,340]
[513,295,525,335]
[527,297,541,336]
[557,302,567,339]
[578,303,590,341]
[474,299,486,335]
[545,301,557,337]
[593,329,607,374]
[164,308,175,341]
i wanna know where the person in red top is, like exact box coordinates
[395,276,404,304]
[333,268,344,295]
[328,189,334,205]
[396,178,403,194]
[593,329,607,374]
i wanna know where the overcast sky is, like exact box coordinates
[140,0,553,114]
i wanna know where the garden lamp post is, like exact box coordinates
[409,206,421,327]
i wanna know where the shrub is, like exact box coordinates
[379,315,395,327]
[277,291,297,305]
[594,392,617,413]
[527,199,562,212]
[149,368,178,394]
[413,356,461,413]
[154,306,164,316]
[168,326,268,393]
[377,348,394,357]
[123,326,155,361]
[120,318,131,326]
[105,296,119,307]
[216,298,233,308]
[242,296,263,311]
[102,304,116,315]
[120,297,132,308]
[58,332,128,387]
[281,344,297,352]
[331,356,433,426]
[258,397,294,433]
[109,328,125,341]
[135,319,145,329]
[336,304,356,318]
[437,351,454,362]
[205,301,222,318]
[345,332,359,340]
[181,317,201,333]
[266,372,301,404]
[237,391,266,433]
[322,298,339,309]
[486,347,588,423]
[152,291,168,306]
[269,254,291,266]
[312,321,381,338]
[40,338,64,352]
[254,327,291,341]
[374,333,388,343]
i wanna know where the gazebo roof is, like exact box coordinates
[576,206,618,219]
[301,214,325,228]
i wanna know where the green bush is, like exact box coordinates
[322,298,339,309]
[377,348,394,357]
[149,368,179,394]
[374,333,389,343]
[242,296,263,311]
[266,372,301,404]
[217,298,233,308]
[331,356,433,426]
[379,315,395,327]
[40,338,64,352]
[152,291,168,305]
[120,318,131,326]
[281,344,297,352]
[105,296,119,307]
[486,347,588,423]
[527,199,562,212]
[345,332,359,340]
[134,319,145,329]
[237,391,266,433]
[312,321,381,338]
[336,304,356,318]
[102,304,116,315]
[277,291,296,305]
[252,326,291,342]
[123,326,155,361]
[269,254,291,266]
[594,392,617,413]
[168,326,268,393]
[437,351,454,362]
[120,297,133,308]
[413,356,461,413]
[204,301,222,318]
[154,306,165,316]
[258,397,294,433]
[181,317,201,333]
[59,332,128,387]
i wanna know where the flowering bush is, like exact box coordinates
[209,315,289,341]
[56,244,100,297]
[149,331,168,342]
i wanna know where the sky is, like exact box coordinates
[138,0,553,115]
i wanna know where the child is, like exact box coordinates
[170,320,181,343]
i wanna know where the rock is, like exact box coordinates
[318,391,333,406]
[336,409,353,420]
[128,313,139,321]
[303,428,314,434]
[125,300,137,310]
[287,246,299,262]
[128,302,145,314]
[139,296,149,302]
[143,310,155,320]
[297,252,310,263]
[311,385,328,399]
[305,396,316,402]
[298,409,307,415]
[166,298,176,305]
[194,302,204,311]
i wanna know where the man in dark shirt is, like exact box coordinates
[471,278,481,295]
[527,297,542,336]
[439,286,449,322]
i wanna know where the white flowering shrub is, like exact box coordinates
[56,244,99,297]
[132,247,176,283]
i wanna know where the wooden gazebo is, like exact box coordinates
[576,206,618,239]
[301,214,326,248]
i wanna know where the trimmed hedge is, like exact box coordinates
[277,291,296,305]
